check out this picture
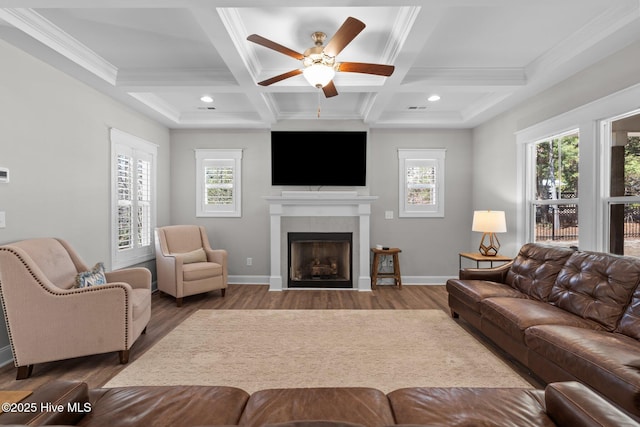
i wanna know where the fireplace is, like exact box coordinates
[265,191,377,291]
[288,232,353,288]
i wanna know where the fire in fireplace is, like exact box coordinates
[288,232,353,288]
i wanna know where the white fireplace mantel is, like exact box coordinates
[265,191,378,291]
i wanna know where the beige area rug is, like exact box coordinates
[105,310,532,393]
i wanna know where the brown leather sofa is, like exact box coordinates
[447,243,640,420]
[0,379,637,426]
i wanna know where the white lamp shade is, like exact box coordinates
[472,210,507,233]
[302,64,335,88]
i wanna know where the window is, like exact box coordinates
[602,109,640,257]
[110,128,157,269]
[398,149,446,217]
[195,149,242,217]
[525,130,579,247]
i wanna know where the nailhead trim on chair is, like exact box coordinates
[0,247,131,368]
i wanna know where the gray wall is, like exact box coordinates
[0,39,171,364]
[170,126,473,282]
[471,39,640,256]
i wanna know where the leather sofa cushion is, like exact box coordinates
[238,388,395,427]
[616,286,640,340]
[545,381,640,427]
[387,387,552,426]
[264,422,366,427]
[78,385,249,427]
[182,262,223,281]
[525,325,640,419]
[481,297,602,344]
[0,380,89,426]
[549,251,640,331]
[446,279,526,313]
[505,243,575,301]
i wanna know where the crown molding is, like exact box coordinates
[0,8,118,85]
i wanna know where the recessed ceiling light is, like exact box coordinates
[427,94,441,102]
[200,95,214,103]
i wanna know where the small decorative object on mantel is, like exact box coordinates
[472,210,507,256]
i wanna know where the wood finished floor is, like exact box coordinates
[0,284,541,391]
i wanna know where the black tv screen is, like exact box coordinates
[271,131,367,186]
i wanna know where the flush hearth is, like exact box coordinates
[288,232,352,288]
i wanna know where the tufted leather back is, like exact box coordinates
[549,251,640,331]
[505,243,575,301]
[616,287,640,340]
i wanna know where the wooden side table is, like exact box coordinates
[459,252,512,269]
[371,247,402,289]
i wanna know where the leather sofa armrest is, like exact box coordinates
[545,381,639,427]
[0,380,89,426]
[459,260,513,282]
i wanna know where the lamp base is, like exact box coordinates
[479,232,501,256]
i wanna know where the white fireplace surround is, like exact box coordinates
[265,191,377,291]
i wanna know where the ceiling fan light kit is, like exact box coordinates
[247,16,394,98]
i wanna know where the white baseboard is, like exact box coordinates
[228,275,270,285]
[0,344,13,368]
[228,275,450,286]
[372,276,449,285]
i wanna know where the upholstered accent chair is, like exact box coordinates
[0,238,152,380]
[154,225,228,306]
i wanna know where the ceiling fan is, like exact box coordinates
[247,16,395,98]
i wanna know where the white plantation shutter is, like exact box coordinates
[399,149,446,217]
[196,149,242,217]
[136,154,152,247]
[117,151,134,251]
[111,129,157,269]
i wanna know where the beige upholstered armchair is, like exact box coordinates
[154,225,228,306]
[0,238,151,380]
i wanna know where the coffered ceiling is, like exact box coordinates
[1,1,639,129]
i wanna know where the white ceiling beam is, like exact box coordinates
[117,68,237,88]
[0,0,535,7]
[0,8,118,85]
[361,5,440,124]
[403,68,526,87]
[526,1,640,81]
[190,6,278,125]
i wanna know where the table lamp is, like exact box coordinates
[472,210,507,256]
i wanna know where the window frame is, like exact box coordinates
[516,82,640,252]
[398,148,446,218]
[110,128,157,270]
[523,129,580,246]
[195,149,243,218]
[600,108,640,254]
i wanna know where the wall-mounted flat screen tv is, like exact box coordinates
[271,131,367,186]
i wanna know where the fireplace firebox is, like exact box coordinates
[288,232,353,288]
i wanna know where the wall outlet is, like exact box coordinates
[385,210,394,219]
[246,257,253,266]
[0,211,5,228]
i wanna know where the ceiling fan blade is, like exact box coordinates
[257,69,302,86]
[247,34,304,60]
[324,17,366,57]
[337,62,395,77]
[322,81,338,98]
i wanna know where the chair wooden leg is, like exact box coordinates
[221,288,226,297]
[119,350,130,364]
[176,297,183,307]
[16,365,33,380]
